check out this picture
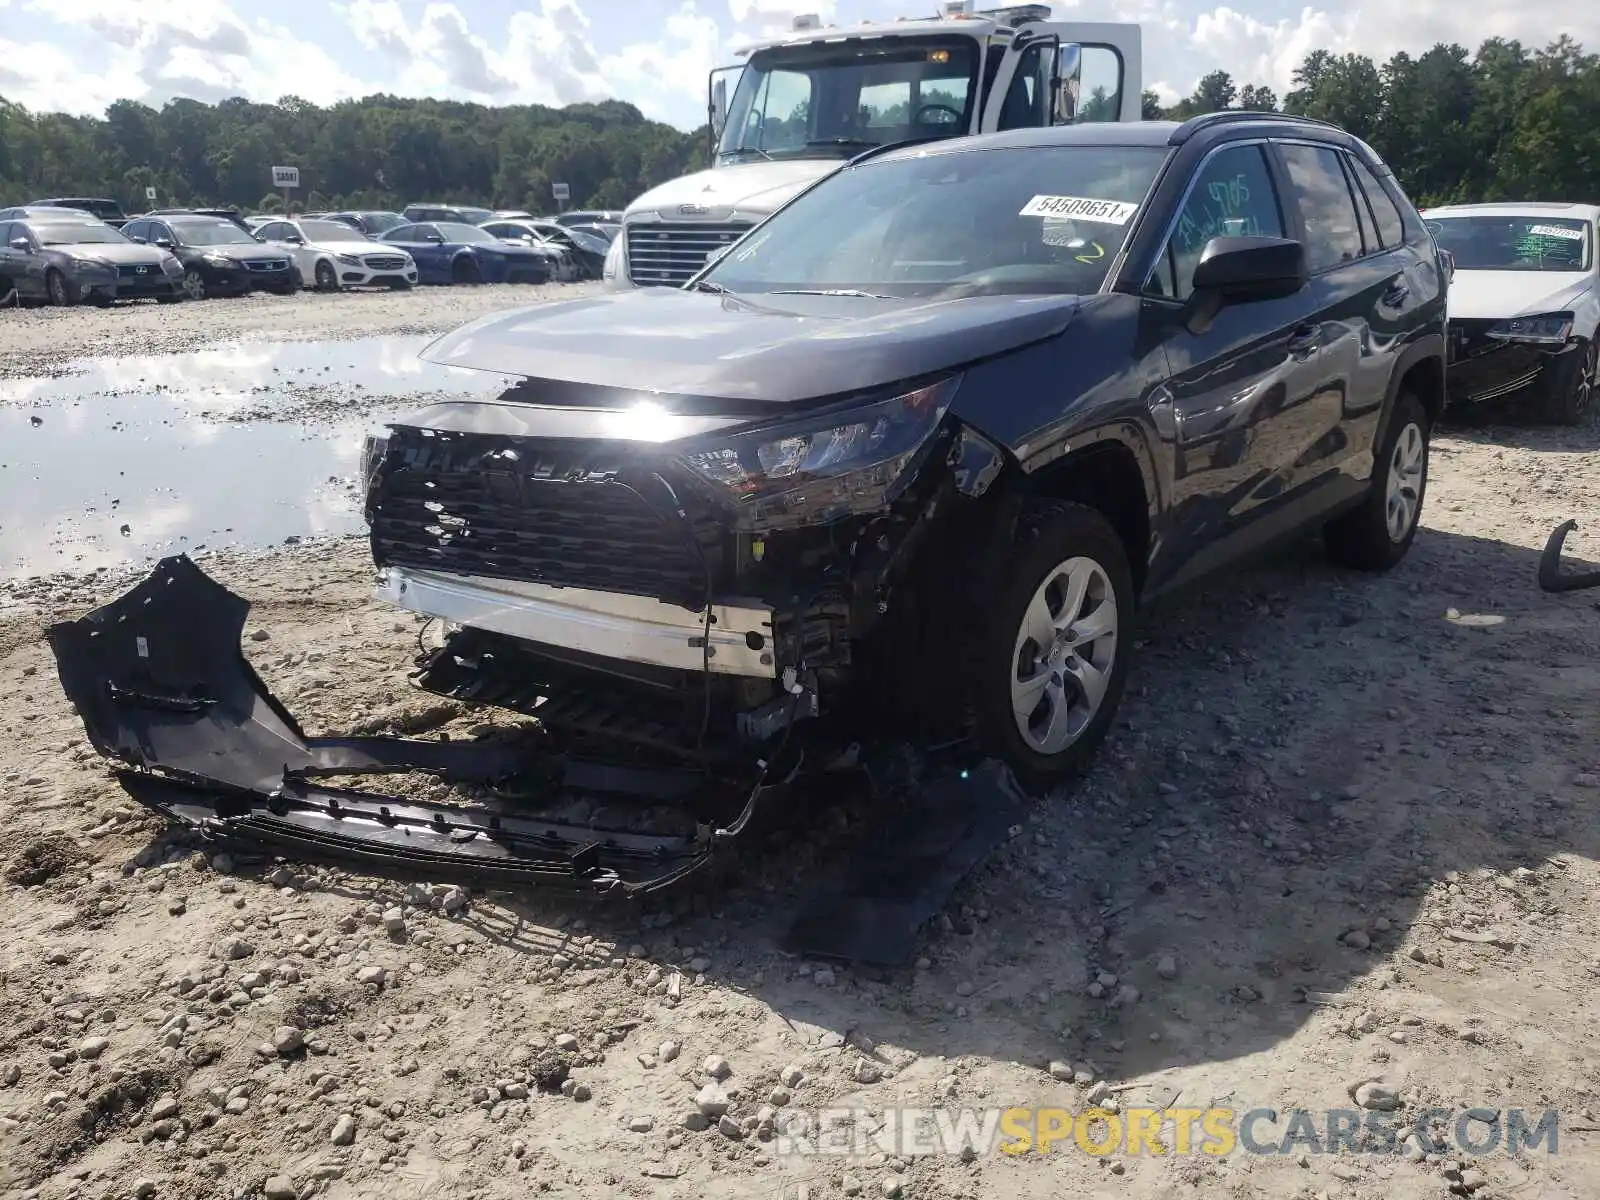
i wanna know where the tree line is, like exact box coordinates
[2,35,1598,215]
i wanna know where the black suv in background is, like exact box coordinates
[27,197,130,227]
[123,214,301,299]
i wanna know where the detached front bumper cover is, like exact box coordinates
[46,555,759,893]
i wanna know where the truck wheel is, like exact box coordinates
[1324,391,1430,571]
[971,500,1135,794]
[1538,338,1595,426]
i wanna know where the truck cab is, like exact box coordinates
[604,2,1142,290]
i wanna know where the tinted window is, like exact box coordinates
[1342,158,1376,254]
[386,225,419,241]
[123,220,148,241]
[1347,157,1405,249]
[1278,143,1362,272]
[708,145,1166,298]
[998,43,1050,131]
[149,223,173,243]
[435,223,493,243]
[1148,143,1284,301]
[0,222,15,245]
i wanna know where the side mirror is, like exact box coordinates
[1054,43,1082,124]
[8,237,29,251]
[154,237,173,249]
[1192,235,1308,302]
[285,234,304,245]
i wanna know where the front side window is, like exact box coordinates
[718,39,979,161]
[1423,215,1592,272]
[1278,143,1363,272]
[704,144,1167,298]
[1147,143,1285,301]
[435,223,492,243]
[998,43,1050,131]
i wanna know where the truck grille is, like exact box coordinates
[369,428,717,608]
[363,254,408,270]
[627,221,753,287]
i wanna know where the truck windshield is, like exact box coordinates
[701,143,1168,298]
[718,37,980,162]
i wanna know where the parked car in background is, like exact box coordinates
[142,207,254,233]
[123,214,301,299]
[326,211,408,237]
[371,113,1447,792]
[491,209,535,220]
[1422,201,1597,424]
[552,209,622,227]
[403,204,495,225]
[0,204,102,221]
[478,219,584,280]
[254,217,417,290]
[516,218,608,277]
[0,211,183,304]
[244,215,275,233]
[27,197,130,228]
[378,221,553,285]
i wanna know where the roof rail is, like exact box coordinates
[1168,110,1345,145]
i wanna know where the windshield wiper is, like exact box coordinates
[768,288,891,299]
[689,279,734,295]
[721,146,773,162]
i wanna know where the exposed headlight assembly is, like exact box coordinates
[677,376,960,527]
[1488,311,1573,344]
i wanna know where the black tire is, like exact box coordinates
[971,501,1136,794]
[314,260,339,292]
[1324,391,1431,571]
[452,256,482,285]
[182,268,207,301]
[1537,338,1596,426]
[45,269,71,306]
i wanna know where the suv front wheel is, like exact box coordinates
[973,501,1135,794]
[1323,390,1431,570]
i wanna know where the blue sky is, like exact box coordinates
[1,0,1596,129]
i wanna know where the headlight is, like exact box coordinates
[1488,312,1573,344]
[203,253,235,267]
[69,257,111,271]
[677,377,959,524]
[602,233,626,280]
[336,253,363,266]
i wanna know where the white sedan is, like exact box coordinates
[1424,201,1598,425]
[253,217,419,291]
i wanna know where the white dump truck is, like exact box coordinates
[602,2,1143,290]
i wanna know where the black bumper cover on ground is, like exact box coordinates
[46,555,749,893]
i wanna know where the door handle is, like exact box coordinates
[1381,279,1410,307]
[1287,324,1321,358]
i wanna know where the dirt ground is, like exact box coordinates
[2,292,1599,1200]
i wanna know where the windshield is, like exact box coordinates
[456,207,494,224]
[359,212,406,233]
[300,219,366,242]
[436,223,494,243]
[33,223,129,245]
[1425,215,1593,272]
[718,37,979,162]
[703,144,1167,298]
[175,221,257,246]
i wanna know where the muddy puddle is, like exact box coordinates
[0,336,515,579]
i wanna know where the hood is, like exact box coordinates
[623,159,844,224]
[200,244,290,262]
[50,241,171,265]
[420,286,1080,404]
[1448,270,1594,321]
[476,242,543,256]
[316,239,398,255]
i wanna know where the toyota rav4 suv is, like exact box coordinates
[51,113,1449,894]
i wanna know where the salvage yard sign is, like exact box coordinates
[272,166,301,189]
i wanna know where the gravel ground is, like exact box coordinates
[2,292,1599,1200]
[0,284,601,381]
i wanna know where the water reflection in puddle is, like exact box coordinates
[0,336,515,579]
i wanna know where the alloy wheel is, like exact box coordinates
[183,269,206,300]
[1010,556,1120,755]
[1575,342,1597,419]
[1385,422,1426,542]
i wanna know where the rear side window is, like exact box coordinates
[1147,142,1285,301]
[1277,143,1363,272]
[1346,156,1405,250]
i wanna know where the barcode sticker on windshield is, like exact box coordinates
[1527,224,1584,241]
[1019,195,1138,224]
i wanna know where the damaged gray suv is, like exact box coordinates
[51,112,1448,895]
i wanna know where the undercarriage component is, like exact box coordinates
[45,556,772,893]
[1539,520,1600,592]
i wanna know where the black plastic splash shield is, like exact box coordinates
[783,759,1026,967]
[1539,520,1600,593]
[45,555,739,893]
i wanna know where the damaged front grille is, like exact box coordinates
[369,428,718,608]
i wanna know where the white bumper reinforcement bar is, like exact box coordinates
[375,567,777,678]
